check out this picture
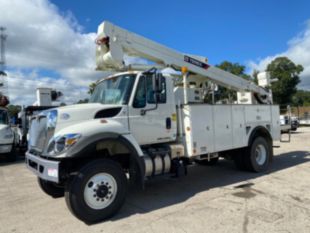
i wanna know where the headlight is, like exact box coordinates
[46,110,58,129]
[47,133,81,155]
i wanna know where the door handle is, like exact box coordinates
[166,117,171,129]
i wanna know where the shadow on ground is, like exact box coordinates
[111,150,310,221]
[0,150,25,166]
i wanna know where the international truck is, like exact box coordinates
[25,21,280,223]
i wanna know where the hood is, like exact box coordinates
[0,124,14,142]
[54,103,126,132]
[0,124,9,131]
[57,103,124,121]
[57,103,119,112]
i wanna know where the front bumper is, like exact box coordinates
[25,152,60,183]
[0,144,12,154]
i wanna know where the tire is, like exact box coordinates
[244,137,272,172]
[38,178,64,198]
[65,159,127,223]
[195,157,219,166]
[5,145,17,162]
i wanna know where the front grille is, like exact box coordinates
[29,114,54,154]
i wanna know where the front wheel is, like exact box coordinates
[5,145,17,162]
[65,159,127,223]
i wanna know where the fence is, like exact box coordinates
[291,106,310,125]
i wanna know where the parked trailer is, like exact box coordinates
[25,21,280,223]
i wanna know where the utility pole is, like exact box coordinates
[0,27,7,76]
[0,27,9,106]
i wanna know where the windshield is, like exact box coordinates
[0,109,8,125]
[90,74,136,105]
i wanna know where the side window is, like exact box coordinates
[133,76,146,108]
[146,76,166,104]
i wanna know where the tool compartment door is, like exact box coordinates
[213,105,233,151]
[184,105,215,155]
[232,105,246,148]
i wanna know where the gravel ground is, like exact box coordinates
[0,127,309,233]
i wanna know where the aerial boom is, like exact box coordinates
[96,21,270,103]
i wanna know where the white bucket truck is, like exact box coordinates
[25,22,280,222]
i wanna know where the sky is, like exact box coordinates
[1,0,310,105]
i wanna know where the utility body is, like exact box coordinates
[25,21,280,223]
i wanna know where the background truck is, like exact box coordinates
[25,21,280,223]
[0,106,18,161]
[15,87,63,150]
[0,73,18,161]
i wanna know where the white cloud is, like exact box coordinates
[6,70,83,105]
[249,20,310,90]
[0,0,107,105]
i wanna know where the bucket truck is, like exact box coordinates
[16,88,63,150]
[0,75,18,161]
[25,21,280,223]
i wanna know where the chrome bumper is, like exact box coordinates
[25,152,60,183]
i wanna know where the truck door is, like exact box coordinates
[128,74,176,145]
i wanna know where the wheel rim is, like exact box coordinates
[255,144,267,165]
[83,173,117,210]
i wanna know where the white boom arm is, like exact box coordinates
[96,21,270,103]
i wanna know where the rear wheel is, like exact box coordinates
[65,159,127,223]
[38,178,64,198]
[244,137,272,172]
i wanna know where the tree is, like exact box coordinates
[266,57,303,105]
[88,82,96,95]
[252,69,259,85]
[77,99,89,104]
[216,61,251,102]
[6,105,21,117]
[217,61,251,80]
[292,90,310,106]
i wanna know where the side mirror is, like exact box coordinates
[152,73,164,103]
[152,73,164,93]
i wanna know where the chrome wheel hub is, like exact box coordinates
[83,173,117,210]
[255,144,267,166]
